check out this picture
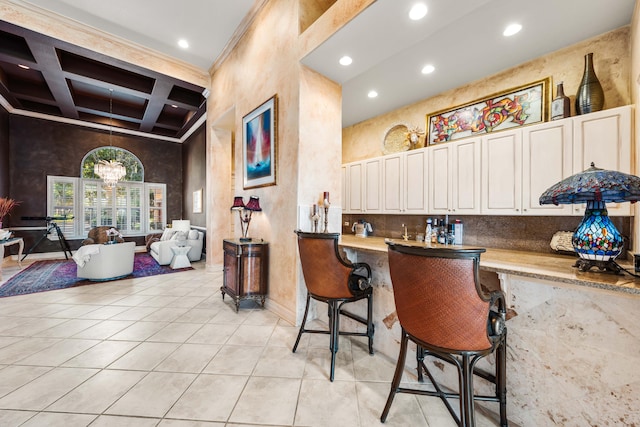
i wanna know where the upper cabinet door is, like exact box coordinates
[341,165,348,213]
[404,150,428,214]
[363,158,382,213]
[481,130,522,215]
[452,137,481,214]
[346,162,363,213]
[382,154,403,213]
[428,143,452,214]
[573,105,632,215]
[522,120,573,215]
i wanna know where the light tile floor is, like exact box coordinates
[0,257,503,427]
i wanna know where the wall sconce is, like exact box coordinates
[231,196,262,242]
[540,163,640,274]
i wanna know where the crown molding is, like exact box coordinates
[208,0,270,74]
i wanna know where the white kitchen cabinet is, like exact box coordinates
[521,120,574,215]
[343,105,633,218]
[481,130,522,215]
[345,162,363,213]
[341,165,348,213]
[572,105,632,216]
[383,150,427,214]
[429,138,480,215]
[342,158,382,214]
[363,158,382,213]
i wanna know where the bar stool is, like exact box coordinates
[293,231,374,381]
[381,243,508,426]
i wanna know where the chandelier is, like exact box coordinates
[94,89,126,188]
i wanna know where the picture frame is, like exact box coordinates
[192,188,202,214]
[426,77,551,145]
[243,95,277,189]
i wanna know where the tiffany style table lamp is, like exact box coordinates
[539,162,640,273]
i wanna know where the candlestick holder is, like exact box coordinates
[323,203,330,233]
[311,213,321,233]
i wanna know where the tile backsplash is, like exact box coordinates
[342,214,633,255]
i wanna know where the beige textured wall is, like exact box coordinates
[206,0,353,324]
[343,26,631,163]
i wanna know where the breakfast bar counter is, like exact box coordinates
[339,235,640,295]
[335,234,640,425]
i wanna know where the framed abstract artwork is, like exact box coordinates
[426,77,551,145]
[192,188,202,213]
[243,95,277,189]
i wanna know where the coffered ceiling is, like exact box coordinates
[0,20,208,140]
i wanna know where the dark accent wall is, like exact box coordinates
[9,115,183,254]
[0,104,9,198]
[182,124,206,227]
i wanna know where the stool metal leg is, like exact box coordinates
[293,294,311,353]
[329,301,340,381]
[381,329,409,423]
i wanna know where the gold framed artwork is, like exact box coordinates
[243,95,277,189]
[426,77,551,145]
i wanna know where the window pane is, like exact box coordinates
[100,185,114,226]
[84,183,98,231]
[129,187,141,231]
[52,181,75,235]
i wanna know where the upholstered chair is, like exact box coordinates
[381,243,508,427]
[293,230,374,381]
[81,226,124,245]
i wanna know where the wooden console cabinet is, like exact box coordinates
[221,238,269,311]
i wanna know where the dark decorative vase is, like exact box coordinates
[575,52,604,115]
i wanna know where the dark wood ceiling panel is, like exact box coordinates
[4,67,54,101]
[57,50,156,94]
[0,30,35,63]
[18,99,62,116]
[156,104,189,128]
[168,85,205,109]
[0,20,207,140]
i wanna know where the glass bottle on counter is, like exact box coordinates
[431,219,439,243]
[425,219,432,243]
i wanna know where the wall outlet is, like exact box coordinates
[344,221,350,226]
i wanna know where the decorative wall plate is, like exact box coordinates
[382,124,410,154]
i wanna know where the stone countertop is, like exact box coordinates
[339,235,640,296]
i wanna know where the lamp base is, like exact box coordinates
[239,237,252,242]
[573,258,622,274]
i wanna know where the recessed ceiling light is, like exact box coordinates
[171,104,178,108]
[503,23,522,37]
[339,56,353,66]
[421,64,435,74]
[18,64,30,70]
[368,90,378,98]
[178,39,189,49]
[409,3,428,20]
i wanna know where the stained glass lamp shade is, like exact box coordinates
[539,163,640,273]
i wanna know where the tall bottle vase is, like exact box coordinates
[575,52,604,115]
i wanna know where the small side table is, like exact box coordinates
[0,237,24,278]
[170,245,192,269]
[221,238,269,311]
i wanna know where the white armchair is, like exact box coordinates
[149,229,203,265]
[75,242,135,281]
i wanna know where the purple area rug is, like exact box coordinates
[0,253,192,298]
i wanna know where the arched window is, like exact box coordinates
[46,148,165,239]
[81,147,144,182]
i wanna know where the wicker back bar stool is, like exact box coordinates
[381,242,508,427]
[293,231,374,381]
